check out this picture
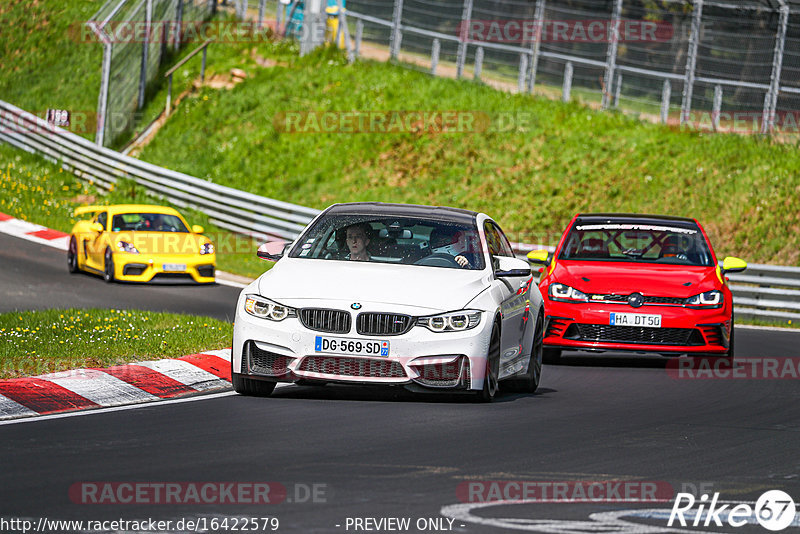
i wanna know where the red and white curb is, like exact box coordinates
[0,348,233,421]
[0,211,70,251]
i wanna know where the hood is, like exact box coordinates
[257,258,490,313]
[549,260,719,298]
[113,231,209,255]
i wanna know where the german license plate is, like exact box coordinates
[610,312,661,328]
[314,336,389,357]
[163,263,186,272]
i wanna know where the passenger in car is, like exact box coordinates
[345,223,372,262]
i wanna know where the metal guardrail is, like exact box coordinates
[0,99,320,240]
[728,264,800,322]
[2,97,799,322]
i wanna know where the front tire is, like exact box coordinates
[232,368,277,397]
[513,311,544,393]
[726,320,735,361]
[476,325,500,403]
[68,237,79,274]
[103,248,115,283]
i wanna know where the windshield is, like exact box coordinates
[559,222,714,266]
[288,214,485,270]
[111,213,189,233]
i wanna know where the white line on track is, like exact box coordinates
[736,324,800,333]
[0,384,293,427]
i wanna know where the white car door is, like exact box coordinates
[484,222,531,379]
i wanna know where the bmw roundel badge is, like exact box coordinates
[351,303,362,310]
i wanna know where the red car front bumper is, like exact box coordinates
[543,301,732,355]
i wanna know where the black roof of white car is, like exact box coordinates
[325,202,479,224]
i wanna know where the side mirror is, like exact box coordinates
[721,256,747,274]
[90,222,104,233]
[526,249,551,266]
[192,225,204,234]
[494,256,532,278]
[257,240,292,262]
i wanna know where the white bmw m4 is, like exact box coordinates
[231,202,545,401]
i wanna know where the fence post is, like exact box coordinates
[355,20,363,58]
[762,1,789,134]
[602,0,622,109]
[474,46,484,81]
[276,0,283,35]
[562,61,573,102]
[712,85,722,131]
[174,0,184,51]
[681,0,703,124]
[166,74,173,116]
[201,46,208,81]
[528,0,545,93]
[236,0,248,19]
[96,39,113,146]
[456,0,474,78]
[661,79,671,124]
[138,0,154,110]
[335,0,354,63]
[300,0,324,55]
[390,0,404,60]
[518,53,528,93]
[431,38,441,75]
[210,0,217,16]
[613,72,622,108]
[258,0,266,30]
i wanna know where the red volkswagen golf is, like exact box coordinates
[528,214,747,363]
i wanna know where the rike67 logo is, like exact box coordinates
[668,490,797,531]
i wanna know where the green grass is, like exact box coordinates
[0,308,232,379]
[135,44,800,266]
[0,144,272,279]
[0,0,102,130]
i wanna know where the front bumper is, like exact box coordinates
[112,253,216,283]
[232,304,493,391]
[543,301,732,355]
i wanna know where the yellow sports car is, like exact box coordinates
[67,204,216,283]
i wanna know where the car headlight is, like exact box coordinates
[416,310,482,332]
[244,295,296,321]
[548,283,588,303]
[200,242,215,255]
[686,290,723,308]
[116,241,139,254]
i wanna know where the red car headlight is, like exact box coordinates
[686,290,723,309]
[548,283,589,303]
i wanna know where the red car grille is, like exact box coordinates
[565,324,705,346]
[597,294,686,306]
[298,356,407,378]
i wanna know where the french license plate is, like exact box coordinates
[314,336,389,357]
[163,263,186,272]
[610,312,662,328]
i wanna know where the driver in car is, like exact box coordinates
[345,223,372,262]
[429,227,471,268]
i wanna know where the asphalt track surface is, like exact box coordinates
[2,232,800,533]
